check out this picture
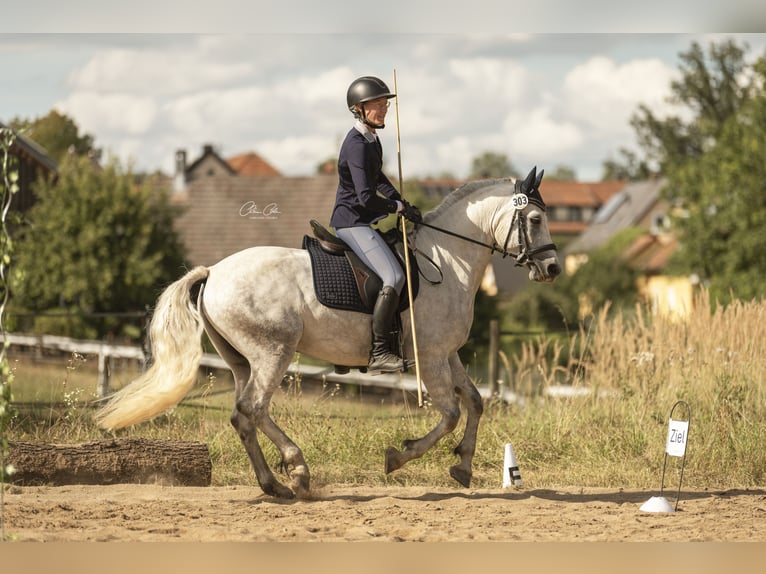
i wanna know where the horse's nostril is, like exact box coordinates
[548,263,561,277]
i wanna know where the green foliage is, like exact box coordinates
[601,148,652,181]
[9,110,96,164]
[470,151,518,179]
[458,289,500,376]
[1,126,19,541]
[507,228,643,332]
[666,76,766,302]
[12,155,188,340]
[603,38,766,302]
[631,40,755,175]
[544,164,577,181]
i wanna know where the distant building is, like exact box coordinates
[0,121,58,213]
[171,144,337,266]
[564,179,692,317]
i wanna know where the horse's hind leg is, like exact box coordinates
[231,407,295,499]
[222,358,292,498]
[384,360,461,475]
[237,348,311,498]
[447,353,483,488]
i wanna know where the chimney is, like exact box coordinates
[173,149,187,195]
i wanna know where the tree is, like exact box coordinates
[9,110,97,164]
[633,40,755,175]
[601,148,651,181]
[12,155,188,340]
[665,60,766,302]
[600,38,766,303]
[544,165,577,181]
[469,151,518,179]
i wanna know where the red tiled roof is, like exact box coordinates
[539,180,626,207]
[227,152,281,176]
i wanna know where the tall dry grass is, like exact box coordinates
[5,289,766,490]
[500,289,766,488]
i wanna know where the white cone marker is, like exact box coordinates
[503,443,522,487]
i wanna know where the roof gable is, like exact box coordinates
[186,144,236,179]
[227,152,281,176]
[564,179,666,255]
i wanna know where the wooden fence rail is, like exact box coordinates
[5,332,431,400]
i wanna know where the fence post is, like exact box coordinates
[97,349,109,398]
[488,319,499,397]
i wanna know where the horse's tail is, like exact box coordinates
[95,266,210,430]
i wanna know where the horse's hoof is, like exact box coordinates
[385,447,404,474]
[290,471,311,499]
[262,480,295,499]
[449,465,472,488]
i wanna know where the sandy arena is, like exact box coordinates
[3,483,765,542]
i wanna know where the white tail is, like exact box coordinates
[96,266,210,430]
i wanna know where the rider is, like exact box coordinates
[330,75,422,374]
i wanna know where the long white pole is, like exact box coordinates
[392,69,423,408]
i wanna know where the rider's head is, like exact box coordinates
[346,76,396,130]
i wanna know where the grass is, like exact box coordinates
[4,288,766,491]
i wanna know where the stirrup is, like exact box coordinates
[368,354,415,375]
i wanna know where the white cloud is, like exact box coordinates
[56,92,157,135]
[560,56,679,135]
[504,106,584,158]
[67,44,254,97]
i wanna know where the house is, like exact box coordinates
[0,121,58,213]
[171,144,337,266]
[563,178,692,317]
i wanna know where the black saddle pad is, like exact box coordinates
[302,235,418,314]
[304,236,367,313]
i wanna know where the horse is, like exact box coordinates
[96,167,561,499]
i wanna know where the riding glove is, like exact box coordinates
[401,203,423,223]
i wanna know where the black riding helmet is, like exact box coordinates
[346,76,396,129]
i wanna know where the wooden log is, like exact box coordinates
[6,438,212,487]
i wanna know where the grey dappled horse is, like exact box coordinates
[96,168,561,498]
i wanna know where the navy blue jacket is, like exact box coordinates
[330,125,402,229]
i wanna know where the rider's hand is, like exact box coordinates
[401,203,422,223]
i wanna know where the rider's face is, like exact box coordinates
[361,97,390,128]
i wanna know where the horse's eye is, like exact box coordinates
[529,214,542,225]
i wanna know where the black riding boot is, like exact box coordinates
[368,286,405,373]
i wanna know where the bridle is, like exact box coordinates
[413,182,558,269]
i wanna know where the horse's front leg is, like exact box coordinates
[384,360,461,475]
[447,353,483,488]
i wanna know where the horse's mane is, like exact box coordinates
[424,177,512,222]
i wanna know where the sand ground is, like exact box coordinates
[3,483,765,542]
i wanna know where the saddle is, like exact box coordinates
[302,219,419,315]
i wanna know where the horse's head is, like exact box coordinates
[496,167,561,283]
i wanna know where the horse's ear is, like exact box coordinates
[521,166,537,193]
[535,168,544,189]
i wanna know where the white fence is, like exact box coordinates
[5,332,426,400]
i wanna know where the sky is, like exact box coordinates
[2,4,765,182]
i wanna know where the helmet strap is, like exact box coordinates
[360,103,385,130]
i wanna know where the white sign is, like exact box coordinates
[665,419,689,457]
[510,194,529,210]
